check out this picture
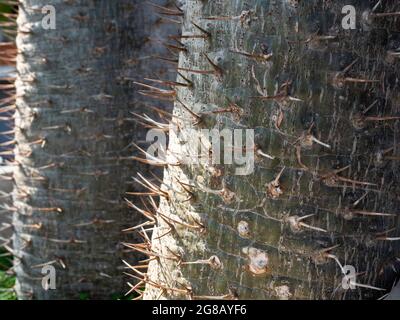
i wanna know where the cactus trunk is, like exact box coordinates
[12,0,176,299]
[143,0,400,300]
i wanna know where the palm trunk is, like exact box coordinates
[143,0,400,300]
[11,0,177,299]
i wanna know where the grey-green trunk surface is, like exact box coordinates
[13,0,177,299]
[144,0,400,300]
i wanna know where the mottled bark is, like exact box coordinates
[144,0,400,300]
[12,0,177,299]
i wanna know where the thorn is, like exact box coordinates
[0,150,14,157]
[349,282,386,291]
[203,10,255,26]
[386,50,400,63]
[122,240,179,261]
[48,237,86,244]
[147,1,184,16]
[176,97,202,122]
[125,198,156,222]
[202,15,233,21]
[219,185,236,204]
[191,21,211,38]
[180,255,223,269]
[122,243,157,258]
[144,104,175,121]
[202,98,245,121]
[36,207,63,213]
[230,49,273,63]
[127,151,168,167]
[352,191,369,207]
[31,260,58,269]
[177,67,214,76]
[0,83,14,90]
[134,81,176,100]
[365,116,400,122]
[256,148,275,160]
[311,136,331,149]
[372,0,382,12]
[125,281,145,297]
[124,280,145,296]
[153,224,174,240]
[341,77,380,85]
[176,71,193,86]
[144,77,190,88]
[266,167,285,199]
[0,104,16,113]
[178,54,224,79]
[73,218,115,227]
[203,53,224,79]
[351,210,395,217]
[122,260,146,277]
[307,33,338,44]
[153,55,179,65]
[362,100,379,114]
[332,59,379,88]
[133,172,169,199]
[253,80,302,108]
[20,222,42,230]
[0,95,16,106]
[296,127,331,150]
[175,179,196,202]
[156,15,182,25]
[122,221,155,233]
[320,166,377,188]
[138,226,153,246]
[371,11,400,18]
[285,214,327,233]
[171,34,207,40]
[376,229,400,241]
[158,211,205,232]
[312,244,341,266]
[131,142,180,167]
[163,42,187,53]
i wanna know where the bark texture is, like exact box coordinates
[12,0,177,299]
[143,0,400,300]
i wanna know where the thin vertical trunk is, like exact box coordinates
[143,0,400,300]
[12,0,177,299]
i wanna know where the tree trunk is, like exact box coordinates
[11,0,177,299]
[143,0,400,300]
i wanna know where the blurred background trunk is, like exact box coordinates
[10,0,178,299]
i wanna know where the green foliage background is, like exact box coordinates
[0,249,15,300]
[0,3,13,22]
[0,1,16,301]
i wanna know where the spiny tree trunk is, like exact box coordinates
[11,0,177,299]
[142,0,400,300]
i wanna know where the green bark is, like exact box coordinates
[143,0,400,300]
